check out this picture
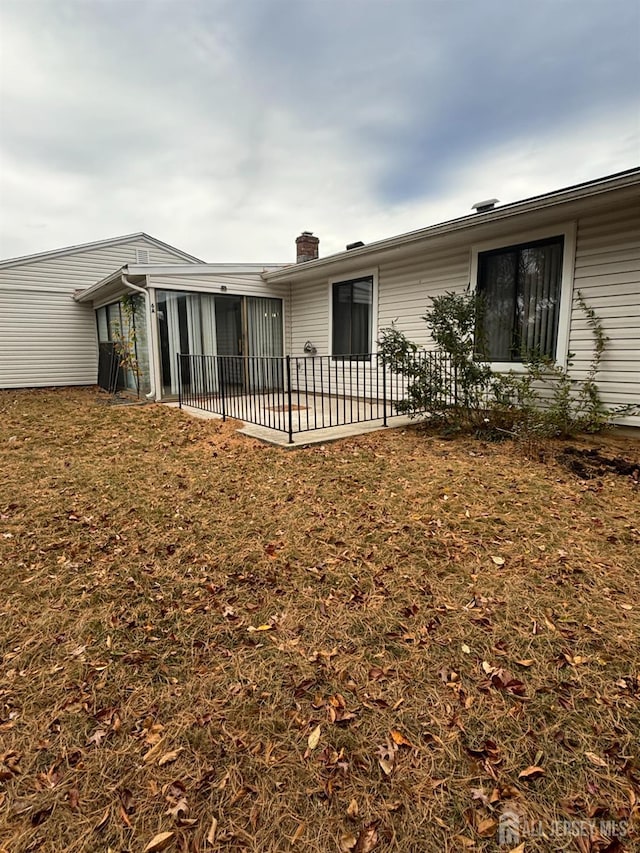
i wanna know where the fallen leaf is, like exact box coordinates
[461,644,471,654]
[247,624,273,632]
[585,751,607,768]
[518,765,545,779]
[158,749,182,767]
[68,788,80,810]
[307,725,321,750]
[290,821,306,844]
[143,831,175,852]
[491,556,505,566]
[340,834,357,851]
[205,817,218,845]
[477,817,498,837]
[515,659,534,667]
[509,844,526,853]
[389,729,412,748]
[355,823,378,852]
[378,757,394,776]
[347,798,359,819]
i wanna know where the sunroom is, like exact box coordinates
[75,263,288,402]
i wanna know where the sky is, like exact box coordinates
[0,0,638,263]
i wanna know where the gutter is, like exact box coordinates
[121,274,157,402]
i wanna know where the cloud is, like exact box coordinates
[0,0,638,264]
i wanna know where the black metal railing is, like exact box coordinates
[177,352,455,443]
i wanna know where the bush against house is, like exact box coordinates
[378,290,636,438]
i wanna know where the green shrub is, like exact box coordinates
[378,289,635,439]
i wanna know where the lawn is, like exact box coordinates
[0,388,638,853]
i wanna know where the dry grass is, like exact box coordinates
[0,388,638,853]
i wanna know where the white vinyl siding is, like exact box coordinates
[0,289,97,388]
[377,248,470,346]
[0,236,195,389]
[570,200,640,425]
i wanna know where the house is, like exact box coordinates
[1,168,638,433]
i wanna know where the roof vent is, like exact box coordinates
[346,241,365,250]
[471,198,499,214]
[135,248,150,263]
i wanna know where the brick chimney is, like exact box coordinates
[295,231,319,263]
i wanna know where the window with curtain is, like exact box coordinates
[476,236,564,362]
[332,276,373,359]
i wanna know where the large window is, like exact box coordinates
[332,276,373,359]
[476,236,564,362]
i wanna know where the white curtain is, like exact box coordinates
[247,297,283,391]
[200,294,218,392]
[165,293,182,395]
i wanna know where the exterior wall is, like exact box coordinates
[0,237,196,389]
[570,199,640,426]
[0,289,97,389]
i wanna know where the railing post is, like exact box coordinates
[177,353,183,408]
[286,355,294,443]
[219,357,226,422]
[382,354,387,426]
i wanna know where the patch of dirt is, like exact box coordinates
[558,446,640,481]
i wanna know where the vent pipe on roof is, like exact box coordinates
[471,198,500,213]
[346,241,365,250]
[295,231,319,263]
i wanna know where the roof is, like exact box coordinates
[263,167,640,282]
[74,262,287,303]
[0,232,205,269]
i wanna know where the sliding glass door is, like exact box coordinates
[157,291,283,397]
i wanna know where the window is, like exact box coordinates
[476,236,564,362]
[332,276,373,359]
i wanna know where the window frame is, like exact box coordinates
[328,268,378,360]
[469,222,576,370]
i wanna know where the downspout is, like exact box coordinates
[121,273,157,401]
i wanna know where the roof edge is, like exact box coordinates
[0,232,205,269]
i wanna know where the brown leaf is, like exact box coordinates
[389,729,412,748]
[340,834,357,851]
[143,831,175,852]
[585,751,607,768]
[158,748,182,767]
[347,798,359,819]
[290,821,306,844]
[518,765,545,779]
[307,725,321,750]
[491,556,505,566]
[378,757,394,776]
[354,823,378,852]
[476,816,498,837]
[68,788,80,811]
[205,817,218,845]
